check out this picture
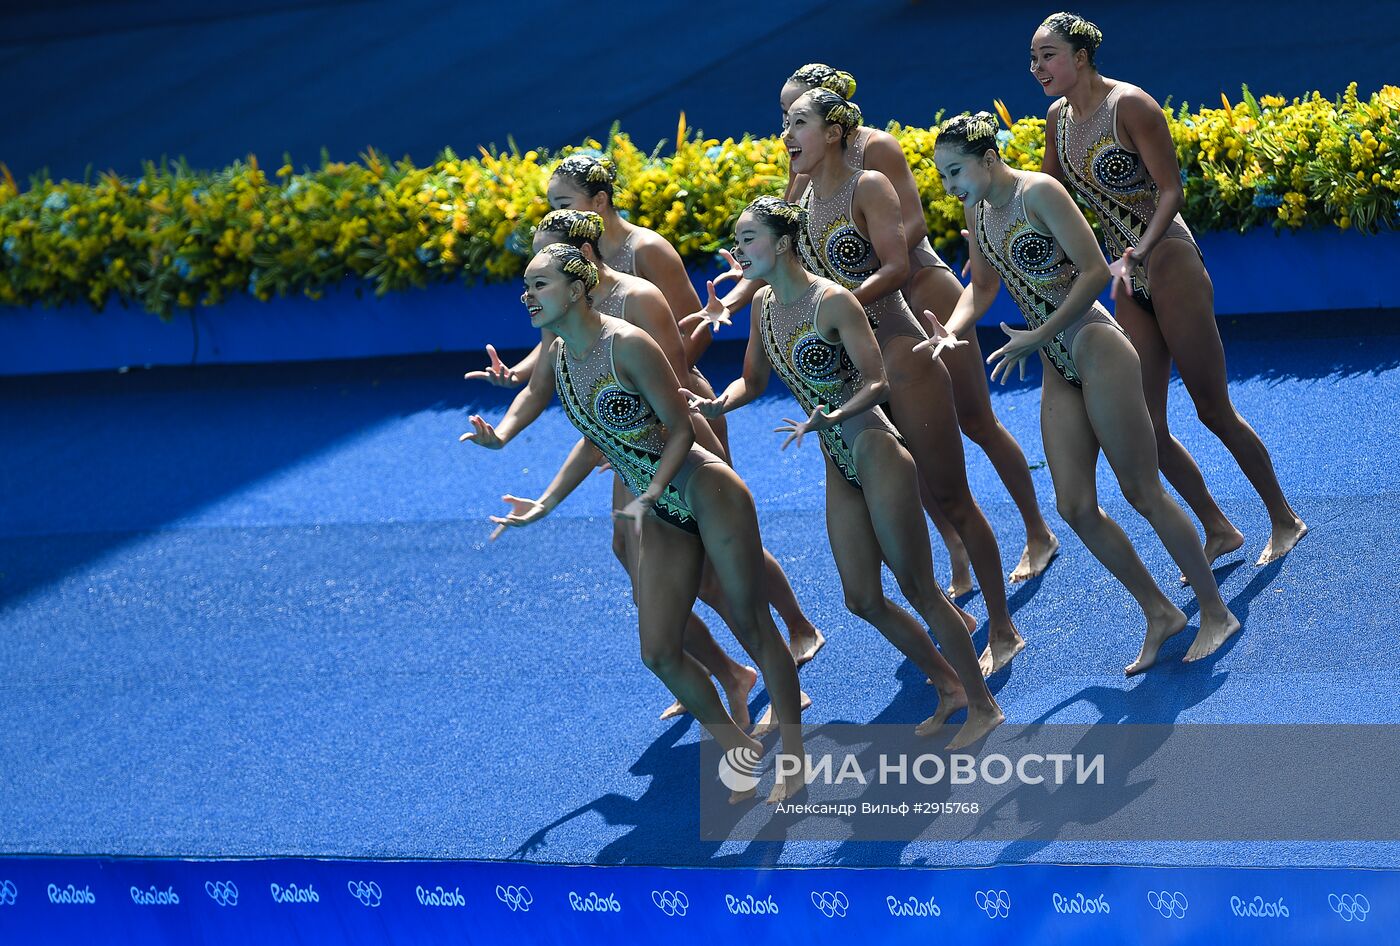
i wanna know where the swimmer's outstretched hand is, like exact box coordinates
[712,248,746,289]
[681,387,728,419]
[912,313,967,362]
[488,494,549,541]
[987,323,1039,385]
[1108,247,1137,297]
[776,405,832,451]
[460,414,504,448]
[613,494,656,540]
[463,344,522,387]
[678,280,732,343]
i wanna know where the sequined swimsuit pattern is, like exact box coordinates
[759,280,901,490]
[603,230,638,276]
[846,127,956,284]
[1055,83,1199,302]
[553,318,705,533]
[797,172,928,346]
[974,177,1120,387]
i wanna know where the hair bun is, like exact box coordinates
[538,209,604,242]
[790,63,857,101]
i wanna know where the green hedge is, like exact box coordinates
[0,84,1395,317]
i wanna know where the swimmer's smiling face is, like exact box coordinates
[731,210,782,282]
[934,143,995,207]
[520,251,583,328]
[1029,27,1083,98]
[783,93,837,176]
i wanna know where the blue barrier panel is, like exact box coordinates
[1,228,1396,377]
[0,857,1393,945]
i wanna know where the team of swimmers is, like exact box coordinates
[461,13,1306,802]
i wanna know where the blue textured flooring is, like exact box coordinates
[2,311,1398,868]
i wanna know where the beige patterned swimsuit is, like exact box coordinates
[1055,83,1200,312]
[974,176,1121,388]
[798,170,928,347]
[759,280,900,490]
[553,318,722,533]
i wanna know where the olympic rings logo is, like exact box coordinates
[652,890,689,916]
[1147,890,1188,919]
[811,891,849,918]
[1329,893,1370,923]
[347,880,382,908]
[204,881,238,907]
[0,880,16,906]
[975,889,1011,918]
[496,884,533,912]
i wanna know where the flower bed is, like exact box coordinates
[1,85,1396,320]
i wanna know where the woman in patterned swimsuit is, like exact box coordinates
[774,64,1060,588]
[1033,12,1305,567]
[463,243,806,802]
[686,197,1004,751]
[776,88,1026,677]
[468,210,822,724]
[932,113,1240,674]
[544,155,717,372]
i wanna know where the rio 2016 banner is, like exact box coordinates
[0,858,1391,945]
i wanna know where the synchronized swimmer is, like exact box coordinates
[462,12,1305,799]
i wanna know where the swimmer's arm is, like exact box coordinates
[942,205,1002,339]
[511,328,561,384]
[536,437,605,513]
[701,289,774,415]
[634,239,710,364]
[1116,89,1185,260]
[1041,100,1068,182]
[627,283,691,380]
[507,339,542,384]
[851,171,911,305]
[1023,176,1111,340]
[717,275,763,319]
[614,329,695,505]
[864,131,929,246]
[822,287,889,423]
[468,338,558,447]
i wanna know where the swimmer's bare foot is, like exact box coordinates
[1010,531,1059,583]
[979,631,1026,677]
[947,570,974,600]
[723,666,758,732]
[1181,526,1244,584]
[1125,604,1189,676]
[943,539,974,598]
[790,627,826,667]
[927,611,978,685]
[1183,608,1242,663]
[767,757,807,804]
[1256,518,1307,565]
[750,690,813,738]
[915,684,969,736]
[662,665,758,725]
[947,704,1005,751]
